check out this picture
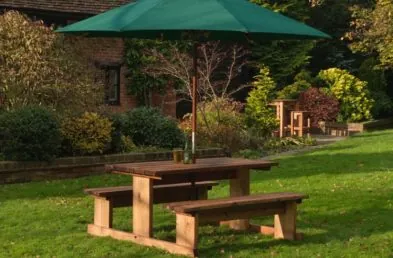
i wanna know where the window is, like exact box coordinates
[104,66,121,105]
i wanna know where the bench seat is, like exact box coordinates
[85,181,219,228]
[166,192,308,257]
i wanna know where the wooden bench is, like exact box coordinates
[166,192,308,257]
[85,181,219,229]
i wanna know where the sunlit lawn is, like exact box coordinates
[1,130,393,257]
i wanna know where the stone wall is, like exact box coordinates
[0,148,226,184]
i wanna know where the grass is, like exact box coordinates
[1,130,393,257]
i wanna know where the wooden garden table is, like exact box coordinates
[110,157,278,238]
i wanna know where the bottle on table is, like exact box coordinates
[183,137,191,164]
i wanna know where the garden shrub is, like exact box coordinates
[61,112,112,155]
[318,68,374,122]
[276,70,313,99]
[277,80,311,99]
[122,107,184,149]
[298,88,340,126]
[245,67,278,137]
[262,136,316,153]
[0,11,103,113]
[0,106,61,161]
[107,113,136,153]
[194,98,248,151]
[120,135,137,152]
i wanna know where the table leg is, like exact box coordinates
[227,168,250,230]
[133,176,153,237]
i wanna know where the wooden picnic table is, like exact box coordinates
[110,157,278,238]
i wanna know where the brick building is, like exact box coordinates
[0,0,177,116]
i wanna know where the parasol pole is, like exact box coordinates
[191,42,198,164]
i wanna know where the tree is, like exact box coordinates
[357,57,393,118]
[0,11,103,113]
[245,67,278,137]
[346,0,393,69]
[250,0,315,86]
[308,0,362,74]
[276,70,313,99]
[142,41,249,102]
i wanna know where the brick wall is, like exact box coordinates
[76,37,177,116]
[77,37,138,112]
[152,87,177,118]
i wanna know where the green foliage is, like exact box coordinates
[277,71,313,99]
[251,0,310,21]
[194,98,247,151]
[61,112,112,155]
[0,11,103,113]
[119,135,137,153]
[236,149,266,159]
[108,113,125,154]
[236,135,317,159]
[357,58,393,118]
[252,41,315,85]
[250,0,314,84]
[368,91,393,119]
[245,67,278,137]
[125,39,190,106]
[122,107,184,149]
[107,113,137,153]
[347,0,393,69]
[358,58,387,91]
[263,136,316,152]
[0,106,61,161]
[277,80,311,99]
[308,0,362,74]
[294,69,314,82]
[318,68,374,122]
[124,40,168,106]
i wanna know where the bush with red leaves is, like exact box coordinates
[298,88,340,127]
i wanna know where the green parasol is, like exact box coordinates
[58,0,330,162]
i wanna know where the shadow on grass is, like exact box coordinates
[0,174,132,201]
[265,144,359,158]
[256,150,393,181]
[350,131,393,138]
[2,149,393,201]
[196,204,393,256]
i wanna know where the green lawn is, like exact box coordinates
[1,130,393,258]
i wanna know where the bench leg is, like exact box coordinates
[176,213,198,253]
[94,197,113,228]
[133,176,153,238]
[227,168,250,230]
[274,202,297,240]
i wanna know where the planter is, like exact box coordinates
[0,148,226,184]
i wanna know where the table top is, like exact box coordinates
[111,157,278,177]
